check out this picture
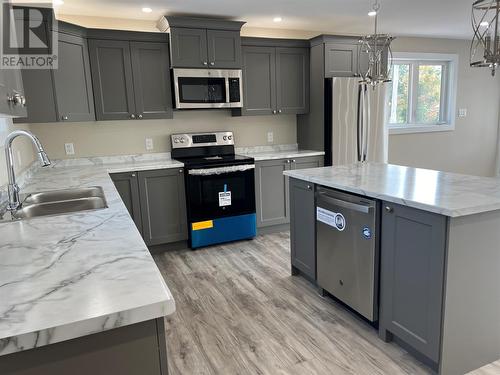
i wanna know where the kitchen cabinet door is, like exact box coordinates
[255,158,290,227]
[241,46,276,116]
[290,178,316,280]
[324,43,359,77]
[89,39,136,120]
[207,30,242,69]
[169,27,208,68]
[138,168,188,246]
[276,47,309,114]
[379,202,447,363]
[130,42,173,120]
[53,33,95,122]
[110,172,143,235]
[291,156,324,170]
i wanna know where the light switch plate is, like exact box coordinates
[267,132,274,143]
[145,138,154,151]
[458,108,467,118]
[64,143,75,155]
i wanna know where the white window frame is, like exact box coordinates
[387,52,458,135]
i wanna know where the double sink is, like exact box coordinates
[2,186,108,221]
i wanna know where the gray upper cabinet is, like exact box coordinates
[138,168,188,246]
[239,42,309,116]
[207,30,242,68]
[130,42,173,119]
[169,28,208,68]
[89,39,136,121]
[110,172,143,235]
[276,47,309,114]
[324,43,359,77]
[241,46,276,116]
[379,202,447,364]
[14,69,56,123]
[290,178,316,280]
[89,37,173,121]
[53,33,95,122]
[255,158,290,227]
[165,17,244,69]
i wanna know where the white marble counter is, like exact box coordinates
[0,157,183,356]
[284,162,500,217]
[240,149,325,161]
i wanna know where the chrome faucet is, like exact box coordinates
[4,130,51,211]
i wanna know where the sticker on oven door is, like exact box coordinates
[218,191,232,207]
[317,207,346,231]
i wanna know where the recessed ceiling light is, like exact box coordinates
[368,10,377,17]
[142,7,153,13]
[480,21,489,27]
[54,0,64,5]
[273,16,282,23]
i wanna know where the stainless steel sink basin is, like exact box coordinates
[12,197,108,220]
[1,186,108,221]
[23,186,105,205]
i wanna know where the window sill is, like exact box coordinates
[388,124,455,135]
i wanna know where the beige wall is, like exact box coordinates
[28,111,297,159]
[389,37,500,177]
[0,119,35,186]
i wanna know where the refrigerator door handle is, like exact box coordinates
[357,84,363,163]
[363,85,371,162]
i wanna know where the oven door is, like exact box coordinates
[185,164,256,222]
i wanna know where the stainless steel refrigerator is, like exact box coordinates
[324,77,388,166]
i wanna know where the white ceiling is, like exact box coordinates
[52,0,473,39]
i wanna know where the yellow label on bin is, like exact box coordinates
[192,220,214,231]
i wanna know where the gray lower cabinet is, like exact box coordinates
[379,201,447,364]
[255,156,323,228]
[0,318,167,375]
[138,168,188,246]
[289,178,316,280]
[110,172,143,234]
[239,45,309,116]
[89,38,173,121]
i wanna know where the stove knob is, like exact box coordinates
[174,138,180,143]
[223,136,227,141]
[180,138,185,143]
[228,135,233,141]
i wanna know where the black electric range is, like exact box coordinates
[171,132,256,249]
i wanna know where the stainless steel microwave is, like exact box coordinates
[172,68,243,109]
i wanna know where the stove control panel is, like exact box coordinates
[171,132,234,149]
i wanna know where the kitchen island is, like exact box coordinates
[284,163,500,375]
[0,156,184,374]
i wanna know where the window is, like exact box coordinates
[386,53,458,134]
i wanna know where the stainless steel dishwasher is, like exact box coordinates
[316,187,379,322]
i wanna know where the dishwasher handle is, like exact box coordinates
[317,193,372,214]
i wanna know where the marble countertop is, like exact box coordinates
[237,148,325,161]
[0,158,184,356]
[284,162,500,217]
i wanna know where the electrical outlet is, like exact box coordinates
[267,132,274,143]
[145,138,154,151]
[458,108,467,118]
[64,143,75,155]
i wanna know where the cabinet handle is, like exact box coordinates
[131,173,136,178]
[210,62,215,66]
[272,110,277,114]
[278,109,282,114]
[385,206,393,213]
[307,185,312,190]
[138,114,143,119]
[130,114,136,119]
[62,115,68,121]
[286,159,291,164]
[292,159,296,163]
[7,93,26,106]
[179,169,184,173]
[203,61,208,66]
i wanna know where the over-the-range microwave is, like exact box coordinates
[172,68,243,109]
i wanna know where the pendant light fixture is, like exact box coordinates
[358,0,395,86]
[470,0,500,76]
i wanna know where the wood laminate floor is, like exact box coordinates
[153,232,431,375]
